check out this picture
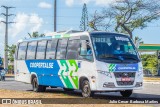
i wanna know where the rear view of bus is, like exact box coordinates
[90,32,143,97]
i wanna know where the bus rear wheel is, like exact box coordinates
[81,80,94,98]
[32,77,46,92]
[120,90,133,97]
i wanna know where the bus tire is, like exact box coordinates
[120,90,133,97]
[32,77,46,92]
[81,80,93,98]
[63,88,74,91]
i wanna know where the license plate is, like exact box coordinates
[121,77,131,81]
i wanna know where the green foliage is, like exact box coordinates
[89,0,160,39]
[8,65,13,71]
[6,45,16,62]
[141,54,158,74]
[28,32,45,38]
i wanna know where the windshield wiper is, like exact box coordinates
[123,56,139,61]
[98,55,123,61]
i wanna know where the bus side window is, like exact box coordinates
[66,39,80,60]
[79,39,93,61]
[26,41,37,60]
[36,40,47,59]
[17,42,27,60]
[46,39,58,59]
[56,38,68,59]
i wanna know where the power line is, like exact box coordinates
[1,5,15,70]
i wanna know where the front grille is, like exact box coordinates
[117,81,134,86]
[114,72,136,78]
[114,72,136,86]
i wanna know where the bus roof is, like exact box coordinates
[18,31,129,43]
[18,31,89,43]
[89,31,129,37]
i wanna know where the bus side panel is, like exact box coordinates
[58,60,80,89]
[25,60,64,87]
[25,60,81,89]
[15,60,31,83]
[78,61,97,90]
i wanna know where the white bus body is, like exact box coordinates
[14,31,143,97]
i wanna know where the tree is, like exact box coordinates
[28,31,45,38]
[141,54,158,75]
[6,45,16,63]
[134,36,144,48]
[5,45,16,73]
[89,11,113,31]
[89,0,160,39]
[80,3,89,31]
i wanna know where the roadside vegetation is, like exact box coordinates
[141,54,158,75]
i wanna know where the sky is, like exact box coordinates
[0,0,160,57]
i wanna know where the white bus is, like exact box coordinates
[14,31,143,97]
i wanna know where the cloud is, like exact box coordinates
[38,2,52,9]
[65,0,118,7]
[95,0,116,6]
[9,13,43,38]
[80,0,92,4]
[65,0,74,7]
[95,0,124,6]
[0,13,44,56]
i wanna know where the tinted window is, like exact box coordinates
[26,41,37,59]
[56,38,68,59]
[36,40,47,59]
[46,39,58,59]
[91,34,140,63]
[67,39,80,59]
[18,42,27,60]
[79,40,93,61]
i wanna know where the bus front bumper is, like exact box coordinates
[92,82,143,92]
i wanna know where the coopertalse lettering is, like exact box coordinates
[30,62,54,69]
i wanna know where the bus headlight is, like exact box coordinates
[137,70,143,76]
[137,63,143,76]
[97,70,112,78]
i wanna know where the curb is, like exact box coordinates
[5,76,14,78]
[144,81,160,84]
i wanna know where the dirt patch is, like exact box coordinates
[0,89,154,107]
[0,89,77,98]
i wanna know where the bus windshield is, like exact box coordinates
[91,33,140,63]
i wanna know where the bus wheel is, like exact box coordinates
[63,88,74,91]
[120,90,133,97]
[32,77,46,92]
[81,80,93,98]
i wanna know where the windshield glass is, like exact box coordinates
[91,33,140,63]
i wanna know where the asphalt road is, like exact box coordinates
[0,77,160,99]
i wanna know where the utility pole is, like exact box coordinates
[54,0,57,32]
[1,5,15,70]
